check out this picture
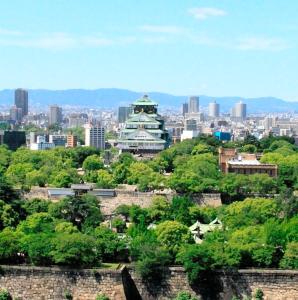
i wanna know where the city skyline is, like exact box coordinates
[0,1,298,101]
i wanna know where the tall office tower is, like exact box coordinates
[118,106,132,123]
[85,124,105,150]
[233,101,247,120]
[188,96,199,113]
[182,103,188,116]
[15,88,28,117]
[49,105,63,125]
[208,101,220,118]
[10,105,23,123]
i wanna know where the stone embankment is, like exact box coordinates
[25,187,222,215]
[0,265,297,300]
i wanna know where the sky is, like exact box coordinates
[0,0,298,101]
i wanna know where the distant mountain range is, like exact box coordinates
[0,88,297,113]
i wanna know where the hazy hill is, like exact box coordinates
[0,88,297,113]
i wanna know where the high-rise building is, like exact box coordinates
[188,96,199,113]
[85,124,105,150]
[49,105,63,125]
[182,103,188,116]
[118,106,132,123]
[15,88,28,117]
[10,105,23,123]
[232,101,247,120]
[209,101,220,118]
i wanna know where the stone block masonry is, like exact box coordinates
[0,265,297,300]
[24,188,222,216]
[0,265,126,300]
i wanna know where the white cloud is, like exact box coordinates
[189,7,226,20]
[140,25,184,34]
[0,27,22,36]
[0,32,118,50]
[237,37,289,51]
[142,36,168,44]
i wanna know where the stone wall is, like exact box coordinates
[24,187,49,200]
[191,193,222,207]
[0,266,297,300]
[215,269,298,300]
[0,265,126,300]
[126,266,195,300]
[24,187,222,215]
[127,267,298,300]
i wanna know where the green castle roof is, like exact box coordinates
[132,95,158,106]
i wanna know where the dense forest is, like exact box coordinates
[0,134,297,285]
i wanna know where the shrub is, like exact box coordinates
[64,290,72,300]
[95,294,109,300]
[254,288,264,300]
[0,289,11,300]
[174,291,199,300]
[279,242,298,269]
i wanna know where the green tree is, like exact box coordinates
[96,169,116,188]
[176,243,213,283]
[20,232,54,265]
[279,242,298,269]
[0,228,20,263]
[49,195,102,230]
[5,162,34,186]
[130,230,171,280]
[82,155,104,171]
[92,226,127,261]
[240,144,257,153]
[147,195,170,222]
[170,196,193,225]
[0,174,17,202]
[17,212,55,235]
[111,217,126,233]
[50,233,97,267]
[0,200,19,228]
[155,220,193,256]
[114,204,130,221]
[191,144,214,155]
[22,198,50,215]
[169,154,220,193]
[221,198,278,229]
[189,206,217,224]
[50,169,80,188]
[55,221,79,234]
[26,170,47,187]
[0,146,11,170]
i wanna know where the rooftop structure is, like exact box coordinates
[189,218,223,244]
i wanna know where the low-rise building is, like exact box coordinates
[219,147,278,177]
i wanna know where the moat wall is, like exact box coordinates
[0,265,297,300]
[25,187,222,215]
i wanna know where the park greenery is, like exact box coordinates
[0,134,297,283]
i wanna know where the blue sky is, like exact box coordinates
[0,0,297,101]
